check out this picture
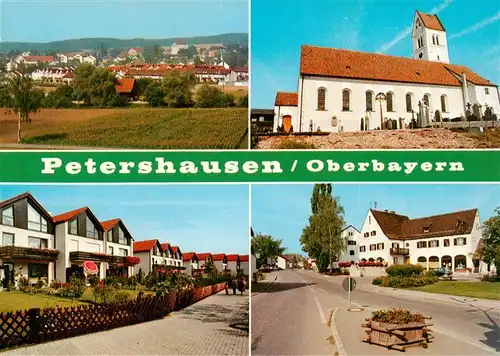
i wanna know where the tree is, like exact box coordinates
[251,233,285,268]
[4,75,44,142]
[43,85,73,108]
[72,63,122,107]
[481,207,500,275]
[193,56,203,65]
[72,63,95,105]
[178,46,198,59]
[300,184,345,273]
[135,78,153,98]
[236,94,248,107]
[143,45,163,63]
[144,81,164,107]
[161,70,196,108]
[195,84,234,108]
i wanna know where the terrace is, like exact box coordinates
[0,246,59,261]
[390,247,410,255]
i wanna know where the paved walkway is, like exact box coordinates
[3,291,249,355]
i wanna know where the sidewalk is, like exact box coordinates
[2,291,249,356]
[332,305,497,356]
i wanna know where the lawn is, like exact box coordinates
[409,281,500,300]
[0,291,87,313]
[0,107,248,149]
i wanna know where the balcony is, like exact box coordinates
[69,251,111,262]
[390,247,410,255]
[109,256,140,266]
[0,246,59,261]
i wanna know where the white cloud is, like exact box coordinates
[449,12,500,40]
[376,0,453,53]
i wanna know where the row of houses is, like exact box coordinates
[132,239,250,276]
[0,192,247,290]
[334,208,496,275]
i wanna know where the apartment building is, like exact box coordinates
[183,252,199,276]
[338,225,361,262]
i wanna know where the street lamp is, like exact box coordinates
[375,92,387,130]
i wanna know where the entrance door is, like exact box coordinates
[282,115,292,132]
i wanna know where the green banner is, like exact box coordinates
[0,150,498,183]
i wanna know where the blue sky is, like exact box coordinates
[0,0,248,42]
[251,0,500,108]
[0,185,250,254]
[251,184,500,254]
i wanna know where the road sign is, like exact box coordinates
[342,277,356,292]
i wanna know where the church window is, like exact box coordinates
[342,89,350,111]
[423,94,430,107]
[317,88,326,111]
[365,91,373,111]
[406,93,413,112]
[441,95,448,112]
[485,88,490,95]
[386,92,394,112]
[432,35,436,45]
[436,35,440,45]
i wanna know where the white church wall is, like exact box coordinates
[474,85,500,116]
[298,76,465,132]
[274,105,298,131]
[422,29,450,63]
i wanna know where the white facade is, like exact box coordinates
[276,256,287,270]
[214,260,227,273]
[171,41,189,56]
[274,105,298,131]
[357,209,483,272]
[338,225,360,262]
[295,76,489,133]
[240,259,250,276]
[412,13,450,63]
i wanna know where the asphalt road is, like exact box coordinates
[251,269,500,355]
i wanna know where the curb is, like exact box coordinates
[330,307,347,356]
[252,276,278,296]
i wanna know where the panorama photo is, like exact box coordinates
[0,185,249,355]
[0,0,249,150]
[250,0,500,149]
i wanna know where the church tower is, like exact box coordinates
[412,11,450,63]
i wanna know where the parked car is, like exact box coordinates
[434,267,453,279]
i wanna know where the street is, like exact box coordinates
[252,269,500,355]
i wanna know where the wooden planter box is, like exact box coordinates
[362,319,433,352]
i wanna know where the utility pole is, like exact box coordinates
[329,225,332,272]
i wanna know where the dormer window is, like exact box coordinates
[2,207,14,226]
[423,223,432,233]
[118,228,127,245]
[69,219,77,235]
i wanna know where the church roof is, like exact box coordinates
[300,45,496,87]
[370,208,478,241]
[275,92,298,106]
[416,11,446,32]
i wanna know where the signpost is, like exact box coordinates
[342,276,362,312]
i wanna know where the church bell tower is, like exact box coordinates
[412,11,450,63]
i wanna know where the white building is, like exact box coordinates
[239,255,250,276]
[171,39,189,56]
[183,253,199,276]
[226,254,240,275]
[133,239,165,275]
[160,243,183,267]
[101,218,135,277]
[277,256,288,270]
[212,254,228,273]
[31,67,75,83]
[357,208,483,272]
[338,225,360,262]
[274,92,298,132]
[0,193,57,288]
[274,10,499,133]
[196,253,213,270]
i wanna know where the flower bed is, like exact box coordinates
[338,261,353,268]
[359,261,386,267]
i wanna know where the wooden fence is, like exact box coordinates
[0,282,225,350]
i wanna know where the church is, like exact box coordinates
[273,11,500,133]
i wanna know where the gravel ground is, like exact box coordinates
[257,128,500,149]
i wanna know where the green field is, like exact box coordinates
[14,108,248,149]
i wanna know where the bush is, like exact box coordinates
[386,264,423,277]
[371,308,424,324]
[87,275,100,288]
[376,274,438,288]
[372,277,383,285]
[69,275,86,298]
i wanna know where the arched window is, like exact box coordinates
[386,92,394,112]
[432,35,436,45]
[365,91,373,111]
[436,35,440,45]
[317,88,326,111]
[406,93,413,112]
[342,89,350,111]
[441,94,447,112]
[423,94,430,107]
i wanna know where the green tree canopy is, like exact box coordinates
[144,81,164,107]
[481,207,500,275]
[251,233,286,269]
[300,184,345,272]
[195,84,234,108]
[72,63,123,107]
[161,70,196,108]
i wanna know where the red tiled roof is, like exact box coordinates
[371,209,478,240]
[101,218,120,231]
[226,254,239,262]
[232,66,248,73]
[23,56,54,63]
[275,92,298,106]
[115,78,136,94]
[197,253,212,260]
[212,254,227,261]
[239,255,249,262]
[53,207,88,223]
[417,11,445,31]
[160,243,173,253]
[133,239,159,253]
[300,45,496,87]
[183,252,197,262]
[171,246,180,253]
